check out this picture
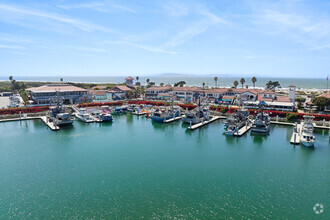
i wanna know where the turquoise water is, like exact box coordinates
[0,114,329,219]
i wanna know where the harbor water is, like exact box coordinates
[0,114,329,219]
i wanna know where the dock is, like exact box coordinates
[0,116,59,131]
[40,116,60,131]
[164,116,182,123]
[188,116,221,130]
[233,121,253,136]
[290,124,301,144]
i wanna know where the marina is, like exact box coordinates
[0,115,329,219]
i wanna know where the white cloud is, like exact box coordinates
[163,8,229,48]
[57,1,135,13]
[0,44,25,49]
[104,41,177,54]
[0,3,113,33]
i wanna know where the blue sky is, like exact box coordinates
[0,0,329,78]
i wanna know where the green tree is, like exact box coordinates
[295,97,306,109]
[286,113,299,121]
[266,81,281,91]
[136,76,139,82]
[146,78,150,84]
[135,82,141,86]
[9,76,13,81]
[240,78,245,89]
[202,82,205,90]
[127,90,134,99]
[214,76,218,88]
[313,96,330,111]
[60,78,63,83]
[246,85,248,89]
[252,76,257,88]
[174,81,186,87]
[140,87,145,98]
[160,82,164,87]
[233,80,238,88]
[19,89,28,106]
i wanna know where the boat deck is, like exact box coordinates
[188,116,221,130]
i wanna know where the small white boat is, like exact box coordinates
[299,115,316,147]
[75,108,95,123]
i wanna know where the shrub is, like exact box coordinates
[286,113,299,121]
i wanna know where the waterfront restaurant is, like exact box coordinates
[26,84,90,105]
[146,86,171,99]
[169,87,203,102]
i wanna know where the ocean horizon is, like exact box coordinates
[0,76,328,91]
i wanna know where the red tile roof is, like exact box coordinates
[146,86,171,91]
[172,86,201,92]
[90,90,107,95]
[27,84,87,93]
[320,93,330,98]
[206,88,229,94]
[113,85,133,91]
[276,96,291,102]
[125,76,134,80]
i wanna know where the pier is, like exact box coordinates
[0,115,59,131]
[188,116,222,130]
[233,121,253,136]
[40,116,60,131]
[164,116,182,123]
[290,124,301,144]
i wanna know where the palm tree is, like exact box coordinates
[160,83,164,87]
[251,76,257,88]
[233,80,238,88]
[140,87,145,99]
[202,82,205,90]
[240,78,245,89]
[146,78,150,85]
[9,76,13,81]
[136,76,139,82]
[60,78,63,83]
[214,76,218,88]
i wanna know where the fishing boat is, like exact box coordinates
[47,92,74,126]
[75,108,95,123]
[298,115,316,147]
[224,109,249,135]
[251,101,270,134]
[89,109,113,122]
[182,98,210,125]
[251,112,270,133]
[151,106,181,123]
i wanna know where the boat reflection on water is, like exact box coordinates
[250,132,268,145]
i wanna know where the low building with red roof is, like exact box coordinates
[26,84,91,105]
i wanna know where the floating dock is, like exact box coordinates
[0,116,59,131]
[290,124,301,144]
[233,122,253,137]
[164,116,182,123]
[188,116,221,130]
[40,116,60,131]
